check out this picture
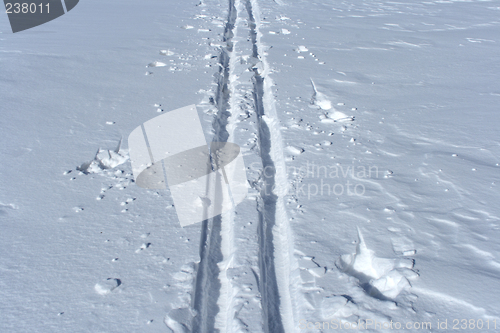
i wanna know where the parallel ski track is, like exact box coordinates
[192,1,238,332]
[192,0,298,332]
[245,1,297,332]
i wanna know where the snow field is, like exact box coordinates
[1,0,500,332]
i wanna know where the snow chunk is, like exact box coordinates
[329,111,353,122]
[78,139,128,174]
[287,146,305,155]
[337,228,416,299]
[310,79,332,110]
[160,49,175,56]
[148,61,167,67]
[296,45,309,52]
[370,270,410,299]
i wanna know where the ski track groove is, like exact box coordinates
[192,0,298,332]
[192,1,237,332]
[246,1,298,332]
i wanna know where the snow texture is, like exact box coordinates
[1,0,499,332]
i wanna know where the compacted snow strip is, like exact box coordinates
[191,0,300,332]
[246,0,299,332]
[192,1,239,332]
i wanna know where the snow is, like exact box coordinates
[94,278,122,296]
[1,0,500,332]
[337,228,415,300]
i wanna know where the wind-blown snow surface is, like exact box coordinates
[1,0,500,332]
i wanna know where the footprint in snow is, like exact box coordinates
[94,278,121,295]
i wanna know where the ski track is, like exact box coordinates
[191,0,298,332]
[192,1,238,332]
[246,0,298,332]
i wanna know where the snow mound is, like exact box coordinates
[78,139,129,174]
[337,228,416,300]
